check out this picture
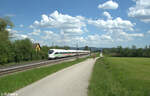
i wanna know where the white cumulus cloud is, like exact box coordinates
[7,28,34,41]
[147,30,150,34]
[28,10,145,47]
[98,0,119,10]
[28,29,41,36]
[85,34,114,47]
[31,10,86,36]
[88,17,134,31]
[100,34,112,40]
[128,0,150,23]
[103,11,112,19]
[29,10,89,46]
[88,15,144,42]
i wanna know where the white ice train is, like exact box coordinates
[48,49,90,59]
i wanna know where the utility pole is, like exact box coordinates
[51,42,54,48]
[90,48,91,56]
[76,42,79,59]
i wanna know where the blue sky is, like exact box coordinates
[1,0,150,48]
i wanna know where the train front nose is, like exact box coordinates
[48,50,55,59]
[48,54,55,59]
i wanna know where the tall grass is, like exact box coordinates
[88,57,150,96]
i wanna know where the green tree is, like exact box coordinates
[63,46,70,50]
[0,18,13,64]
[40,46,50,59]
[13,39,34,62]
[84,46,89,50]
[116,46,123,56]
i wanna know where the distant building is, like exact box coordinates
[33,43,41,51]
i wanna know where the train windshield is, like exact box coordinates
[49,50,54,54]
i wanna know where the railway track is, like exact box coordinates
[0,55,88,77]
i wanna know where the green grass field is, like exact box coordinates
[88,57,150,96]
[0,57,87,96]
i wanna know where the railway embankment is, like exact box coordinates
[0,55,88,76]
[0,57,88,96]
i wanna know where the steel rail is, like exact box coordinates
[0,55,88,76]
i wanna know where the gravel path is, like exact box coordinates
[16,58,96,96]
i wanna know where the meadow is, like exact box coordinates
[88,57,150,96]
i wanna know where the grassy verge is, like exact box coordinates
[0,57,88,96]
[88,57,150,96]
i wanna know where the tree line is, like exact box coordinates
[103,45,150,57]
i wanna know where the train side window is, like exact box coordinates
[55,52,59,54]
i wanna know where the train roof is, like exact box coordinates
[49,49,90,52]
